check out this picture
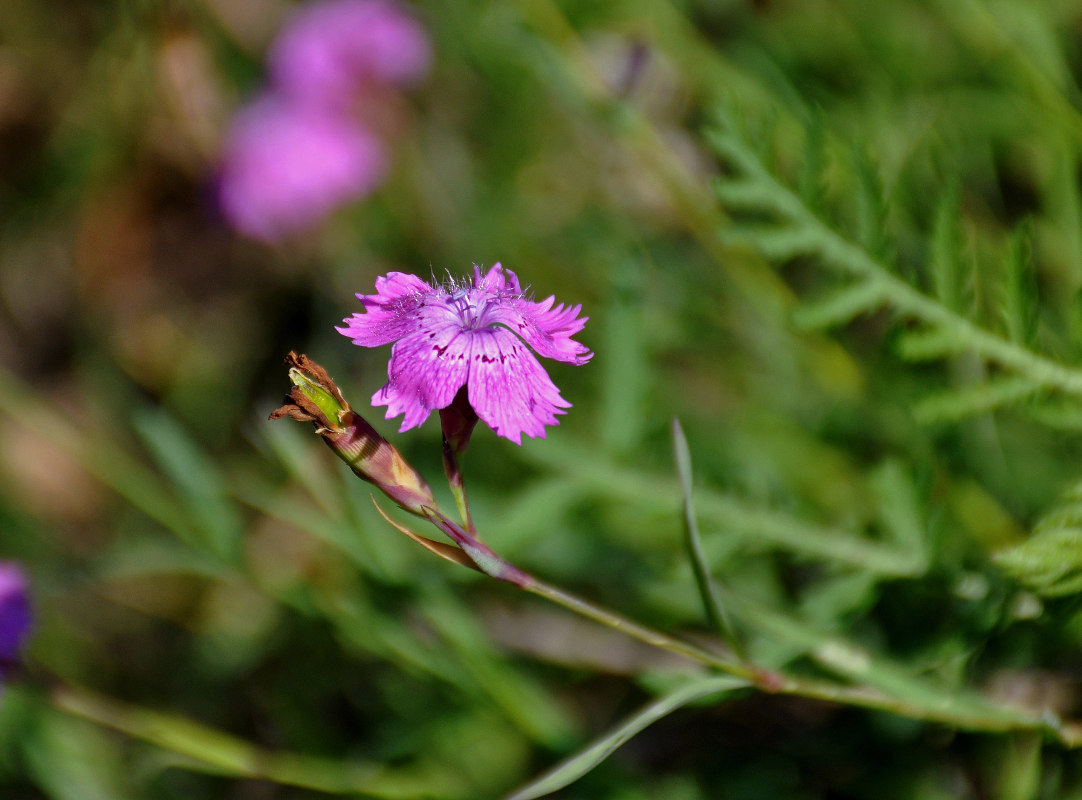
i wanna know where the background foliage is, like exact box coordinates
[5,0,1082,797]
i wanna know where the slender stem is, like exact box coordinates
[522,575,756,680]
[442,435,475,534]
[438,390,479,534]
[518,575,1081,746]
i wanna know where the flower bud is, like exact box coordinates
[270,353,436,516]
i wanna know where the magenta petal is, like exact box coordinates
[474,262,509,292]
[369,271,433,302]
[488,297,593,365]
[336,271,433,346]
[466,328,571,445]
[373,312,472,431]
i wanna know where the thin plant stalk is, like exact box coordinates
[517,575,1081,746]
[441,436,475,534]
[439,390,480,533]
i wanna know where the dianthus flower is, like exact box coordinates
[337,264,591,444]
[0,562,31,678]
[217,95,386,242]
[270,0,431,105]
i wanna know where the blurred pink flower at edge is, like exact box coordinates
[270,0,431,105]
[215,0,430,243]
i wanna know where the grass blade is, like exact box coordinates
[505,675,746,800]
[672,419,744,658]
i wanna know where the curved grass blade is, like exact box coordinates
[672,418,744,658]
[504,675,747,800]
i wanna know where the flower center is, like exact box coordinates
[448,288,489,330]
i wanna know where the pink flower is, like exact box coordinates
[217,95,386,242]
[337,264,592,444]
[270,0,430,107]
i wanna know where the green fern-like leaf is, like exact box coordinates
[995,527,1082,597]
[708,108,1082,427]
[997,478,1082,597]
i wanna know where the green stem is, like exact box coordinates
[519,576,1081,746]
[522,575,755,679]
[442,436,475,534]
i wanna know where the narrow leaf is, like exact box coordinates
[1035,501,1082,534]
[599,265,648,456]
[371,499,480,572]
[1001,220,1037,345]
[894,325,972,361]
[850,145,891,262]
[791,279,888,331]
[133,408,243,563]
[24,707,136,800]
[750,226,821,260]
[913,375,1042,424]
[1027,400,1082,430]
[505,676,746,800]
[705,126,758,177]
[524,441,924,576]
[711,178,776,213]
[798,107,827,212]
[672,419,742,656]
[930,182,965,312]
[868,461,926,565]
[51,685,471,797]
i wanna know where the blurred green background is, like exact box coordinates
[6,0,1082,797]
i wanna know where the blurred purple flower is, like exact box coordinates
[270,0,431,105]
[337,264,592,444]
[217,95,386,242]
[216,0,430,242]
[0,562,31,675]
